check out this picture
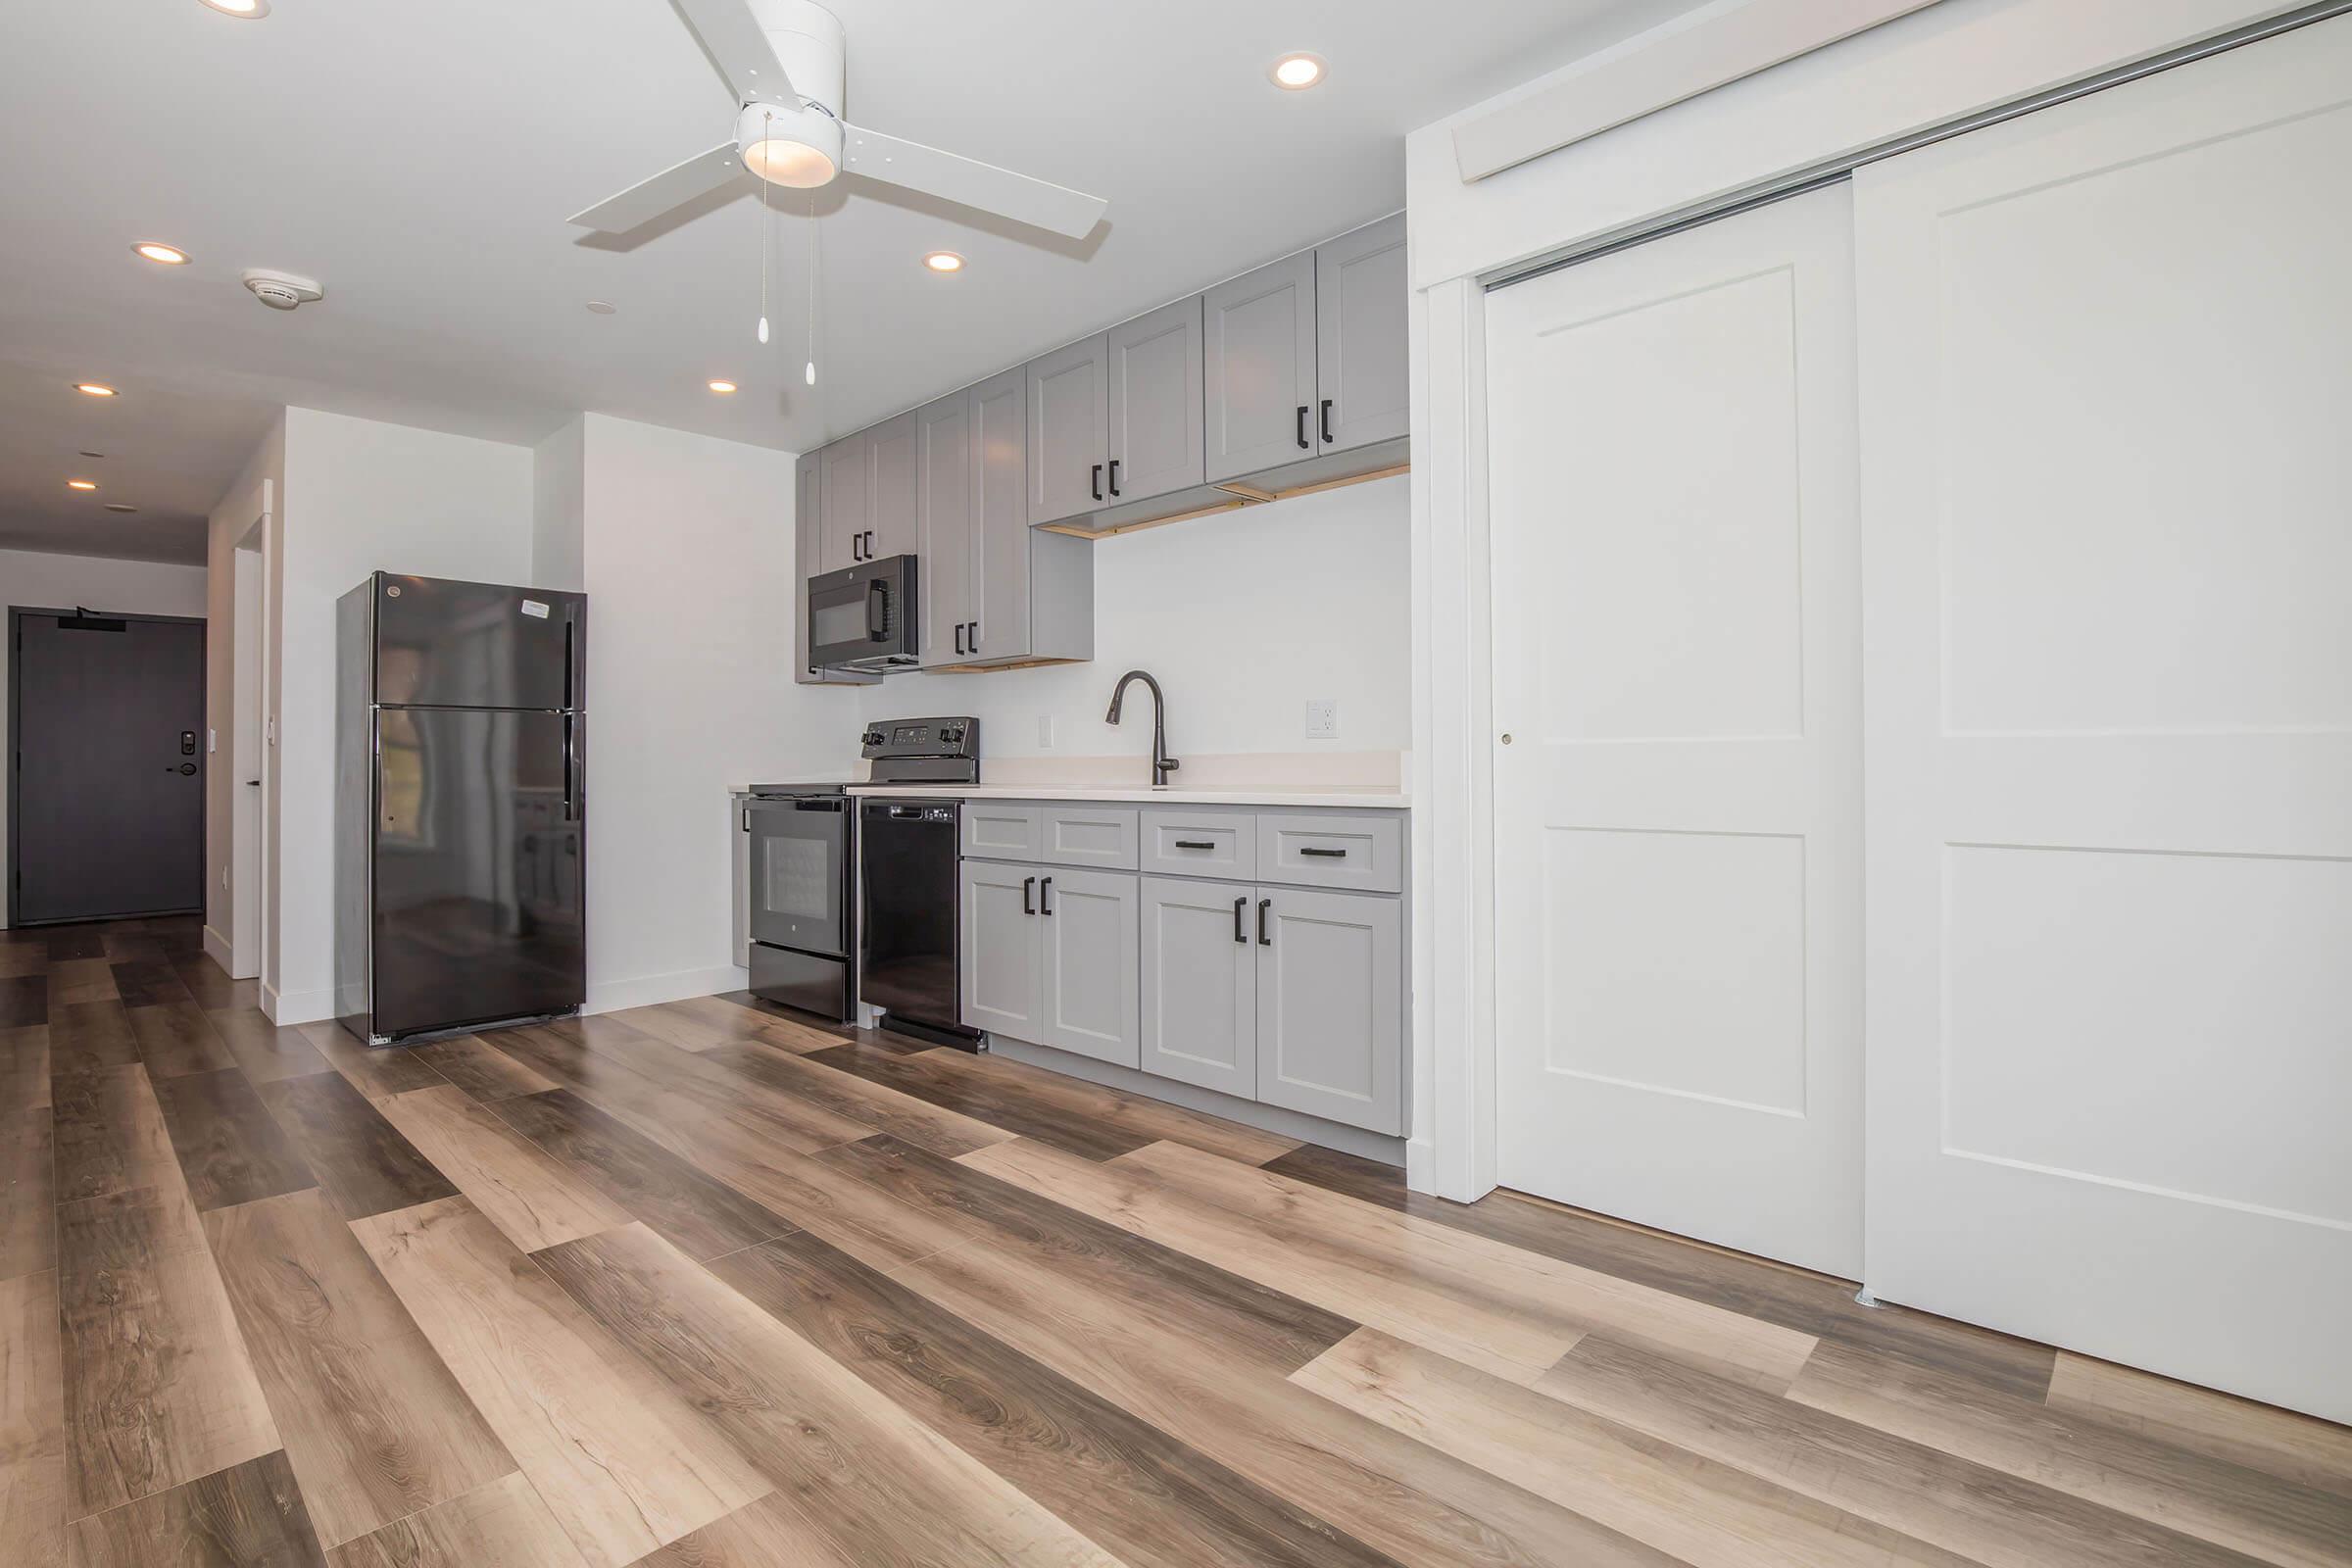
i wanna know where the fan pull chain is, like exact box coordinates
[757,112,772,346]
[805,187,818,387]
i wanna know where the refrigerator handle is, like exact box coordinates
[563,712,580,823]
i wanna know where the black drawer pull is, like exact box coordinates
[1173,839,1215,851]
[1022,876,1035,915]
[1232,896,1247,944]
[1299,847,1348,858]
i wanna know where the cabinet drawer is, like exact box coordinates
[960,802,1043,861]
[1040,805,1139,870]
[1257,812,1401,893]
[1141,808,1257,880]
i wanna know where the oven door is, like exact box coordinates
[745,796,848,956]
[808,557,917,669]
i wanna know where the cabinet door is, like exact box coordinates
[1026,333,1109,526]
[1255,888,1401,1134]
[968,367,1032,663]
[1038,868,1140,1068]
[1140,876,1255,1099]
[1313,214,1410,454]
[1203,250,1317,481]
[1105,296,1204,505]
[819,430,869,567]
[959,859,1043,1039]
[916,389,974,667]
[866,408,920,561]
[797,452,874,686]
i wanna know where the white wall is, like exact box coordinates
[531,416,586,594]
[270,407,535,1021]
[560,414,855,1012]
[203,415,284,968]
[873,475,1410,770]
[0,548,210,926]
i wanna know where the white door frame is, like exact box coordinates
[1404,0,2318,1202]
[228,500,270,980]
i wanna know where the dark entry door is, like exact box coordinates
[11,610,206,924]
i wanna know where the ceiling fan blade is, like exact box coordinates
[670,0,797,105]
[840,124,1107,240]
[568,141,746,232]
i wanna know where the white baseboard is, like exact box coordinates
[202,924,233,972]
[264,983,335,1026]
[1406,1135,1438,1196]
[585,963,750,1017]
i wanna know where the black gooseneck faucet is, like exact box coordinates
[1104,670,1180,787]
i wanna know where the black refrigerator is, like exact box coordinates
[335,572,586,1044]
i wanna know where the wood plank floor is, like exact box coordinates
[3,916,2346,1567]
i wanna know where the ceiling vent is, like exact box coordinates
[242,269,324,311]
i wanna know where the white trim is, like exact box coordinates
[1452,0,1940,181]
[202,923,233,971]
[1404,0,2301,1205]
[263,981,335,1026]
[585,962,752,1017]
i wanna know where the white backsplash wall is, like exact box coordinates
[868,474,1409,775]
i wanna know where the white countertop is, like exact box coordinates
[840,783,1408,808]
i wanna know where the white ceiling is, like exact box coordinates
[0,0,1692,565]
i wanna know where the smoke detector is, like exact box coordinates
[241,269,324,311]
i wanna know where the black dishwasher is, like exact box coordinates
[856,716,981,1048]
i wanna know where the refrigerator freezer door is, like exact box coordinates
[371,574,585,710]
[371,707,583,1037]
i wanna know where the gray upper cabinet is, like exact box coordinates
[1140,875,1256,1100]
[915,388,975,667]
[1038,868,1140,1068]
[1027,333,1109,526]
[819,429,869,569]
[1105,296,1204,507]
[961,859,1044,1040]
[1203,250,1317,482]
[866,408,920,562]
[1315,215,1409,455]
[796,449,877,685]
[1255,886,1402,1134]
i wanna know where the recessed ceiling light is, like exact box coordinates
[922,251,966,273]
[133,242,191,266]
[585,300,617,315]
[1270,53,1327,89]
[74,382,117,397]
[68,479,99,491]
[199,0,270,16]
[105,503,140,514]
[707,379,738,394]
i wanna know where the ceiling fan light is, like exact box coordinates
[736,102,842,190]
[743,136,836,188]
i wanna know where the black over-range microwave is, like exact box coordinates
[808,554,919,672]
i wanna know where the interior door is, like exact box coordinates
[12,610,206,923]
[1487,183,1864,1277]
[1105,295,1205,505]
[1855,16,2352,1422]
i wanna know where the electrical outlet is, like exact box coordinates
[1304,698,1340,741]
[1037,714,1054,749]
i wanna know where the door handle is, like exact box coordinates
[1321,398,1334,445]
[1232,896,1247,944]
[1040,876,1054,916]
[955,621,966,657]
[1257,898,1272,946]
[966,620,979,653]
[1022,876,1035,915]
[1295,405,1309,450]
[1091,463,1103,502]
[1107,459,1121,497]
[864,579,888,641]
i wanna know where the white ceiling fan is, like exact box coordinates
[569,0,1108,239]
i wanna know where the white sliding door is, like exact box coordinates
[1857,17,2352,1422]
[1488,183,1863,1278]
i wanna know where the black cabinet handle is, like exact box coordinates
[741,807,751,832]
[967,620,979,652]
[862,530,875,559]
[1257,898,1272,946]
[1091,463,1103,502]
[1173,840,1214,851]
[1299,847,1348,858]
[1233,896,1247,944]
[1295,405,1310,450]
[1022,876,1035,915]
[1108,459,1122,497]
[955,621,966,657]
[1041,876,1054,916]
[1321,398,1335,445]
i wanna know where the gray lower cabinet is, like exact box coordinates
[1313,214,1409,455]
[1037,868,1139,1068]
[1140,876,1256,1099]
[1105,296,1204,507]
[960,859,1045,1039]
[1255,886,1402,1134]
[1027,333,1109,526]
[1203,249,1317,482]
